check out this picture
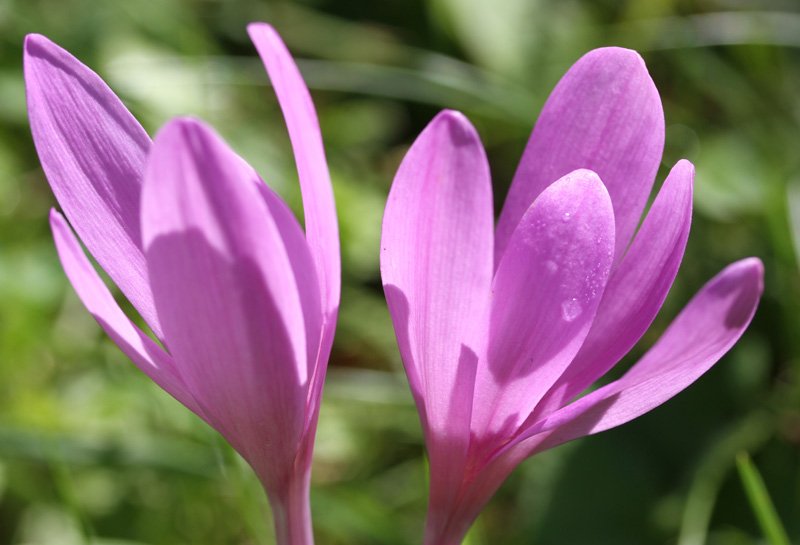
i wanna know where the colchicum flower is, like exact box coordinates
[381,48,763,544]
[25,24,338,545]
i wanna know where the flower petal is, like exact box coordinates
[247,22,340,334]
[49,210,205,420]
[24,34,161,336]
[256,182,323,391]
[495,47,664,267]
[381,112,492,523]
[141,118,311,483]
[381,110,493,438]
[512,258,764,454]
[471,170,615,438]
[532,160,694,419]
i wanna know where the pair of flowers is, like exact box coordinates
[25,23,762,545]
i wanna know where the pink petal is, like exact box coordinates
[247,24,340,431]
[512,257,764,454]
[380,110,493,510]
[24,34,161,337]
[247,22,339,345]
[381,110,493,436]
[423,449,523,545]
[495,47,664,267]
[141,118,313,484]
[470,170,615,439]
[49,210,205,421]
[256,183,323,391]
[532,160,694,419]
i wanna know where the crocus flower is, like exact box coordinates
[381,48,763,544]
[25,23,338,545]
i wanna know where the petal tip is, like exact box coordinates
[585,46,647,70]
[431,109,479,147]
[670,159,696,189]
[155,116,211,144]
[172,115,206,130]
[741,257,765,288]
[247,21,275,35]
[567,167,602,182]
[732,256,764,278]
[436,108,468,123]
[561,168,609,198]
[721,257,764,328]
[247,22,282,48]
[536,169,614,233]
[165,115,205,129]
[23,33,53,57]
[710,258,765,325]
[49,208,66,227]
[49,209,74,248]
[675,158,695,172]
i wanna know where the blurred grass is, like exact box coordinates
[0,0,799,544]
[736,452,791,545]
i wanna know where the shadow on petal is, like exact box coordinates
[147,229,308,490]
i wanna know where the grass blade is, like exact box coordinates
[735,452,791,545]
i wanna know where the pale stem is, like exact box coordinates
[269,469,314,545]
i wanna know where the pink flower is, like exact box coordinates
[25,24,338,545]
[381,48,763,545]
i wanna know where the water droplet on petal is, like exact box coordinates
[561,298,583,322]
[562,212,572,222]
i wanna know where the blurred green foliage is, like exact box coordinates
[0,0,798,543]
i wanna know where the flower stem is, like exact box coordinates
[423,518,471,545]
[269,470,314,545]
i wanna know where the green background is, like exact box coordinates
[0,0,798,543]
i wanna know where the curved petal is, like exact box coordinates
[141,118,311,484]
[532,160,694,419]
[49,210,205,421]
[510,257,764,454]
[470,170,615,439]
[247,24,340,435]
[24,34,161,337]
[496,47,664,267]
[247,22,340,331]
[380,111,493,517]
[380,110,493,437]
[256,182,323,389]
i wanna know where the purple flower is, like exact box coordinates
[381,48,763,544]
[25,24,338,544]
